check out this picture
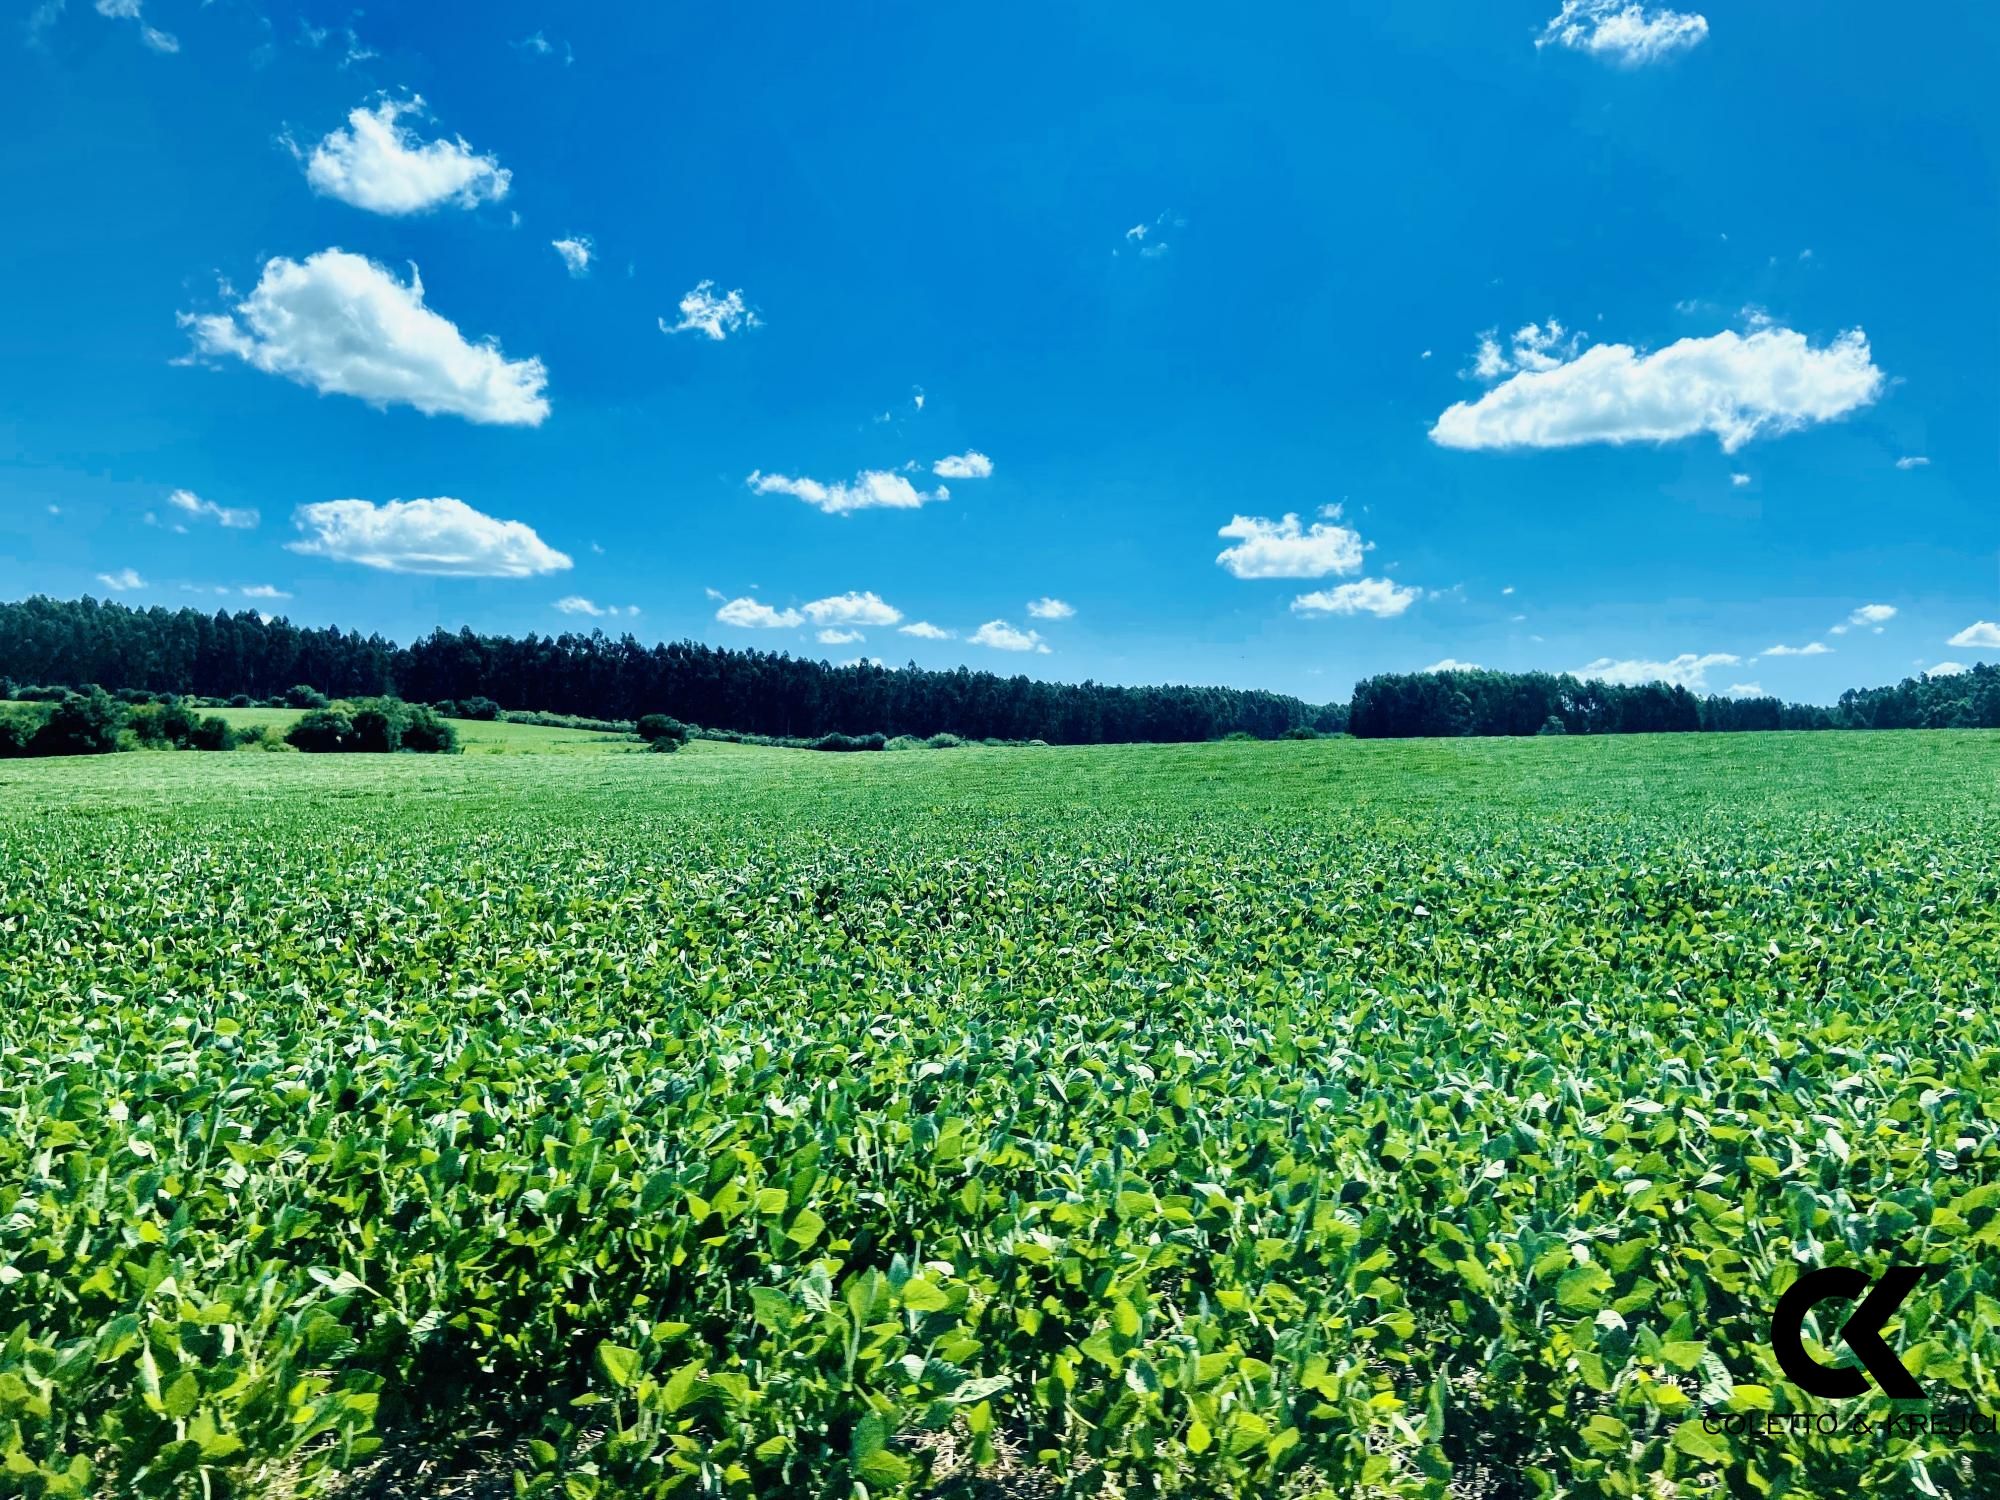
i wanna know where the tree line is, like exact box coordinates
[2,595,1995,742]
[1348,665,2000,737]
[0,595,1341,743]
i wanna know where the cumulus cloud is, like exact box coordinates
[1730,472,1751,487]
[1026,597,1074,620]
[1723,682,1765,699]
[182,250,550,425]
[747,469,947,516]
[1216,510,1366,580]
[1895,455,1930,469]
[970,620,1049,653]
[1759,642,1832,657]
[240,584,291,599]
[1536,1,1708,65]
[1830,603,1895,636]
[716,597,803,629]
[1429,326,1883,454]
[1291,579,1420,619]
[287,497,571,577]
[552,237,593,277]
[1925,662,1968,678]
[1948,621,2000,649]
[96,567,145,592]
[803,591,902,628]
[663,281,759,340]
[294,96,510,216]
[1424,658,1482,672]
[554,596,638,618]
[932,451,993,480]
[1570,652,1739,690]
[899,621,954,640]
[168,488,258,529]
[817,627,863,645]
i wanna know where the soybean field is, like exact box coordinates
[1,731,1997,1499]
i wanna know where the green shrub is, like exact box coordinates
[646,735,682,754]
[807,731,886,752]
[284,684,331,710]
[228,694,255,709]
[347,697,410,754]
[458,695,501,721]
[637,713,691,746]
[189,715,236,751]
[29,689,123,756]
[1537,715,1568,736]
[924,732,966,749]
[400,706,459,754]
[1282,725,1323,740]
[0,704,49,758]
[287,707,354,753]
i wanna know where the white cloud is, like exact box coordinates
[183,250,550,426]
[932,451,994,479]
[1291,579,1420,619]
[288,497,571,577]
[94,0,177,52]
[1424,658,1482,672]
[1468,320,1583,380]
[1760,641,1832,657]
[1723,682,1765,699]
[716,597,803,629]
[970,620,1049,653]
[1026,596,1074,620]
[554,596,638,618]
[1570,652,1739,690]
[514,31,570,63]
[294,96,510,216]
[804,591,902,628]
[168,488,259,529]
[551,237,593,277]
[1925,662,1968,678]
[747,469,947,516]
[1895,455,1930,469]
[663,281,759,340]
[95,567,145,592]
[1216,511,1366,580]
[899,621,954,640]
[1430,326,1883,454]
[240,584,291,599]
[1536,1,1708,65]
[817,627,863,645]
[1829,602,1895,636]
[1730,472,1751,487]
[1119,213,1181,259]
[1948,621,2000,649]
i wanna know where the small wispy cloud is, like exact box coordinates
[1026,597,1074,620]
[552,236,593,277]
[662,281,760,340]
[96,567,146,592]
[169,488,259,529]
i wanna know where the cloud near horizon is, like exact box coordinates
[288,497,572,577]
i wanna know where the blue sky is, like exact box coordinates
[4,1,1997,704]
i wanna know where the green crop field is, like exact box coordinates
[2,731,1997,1498]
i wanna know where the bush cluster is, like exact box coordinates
[287,698,458,755]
